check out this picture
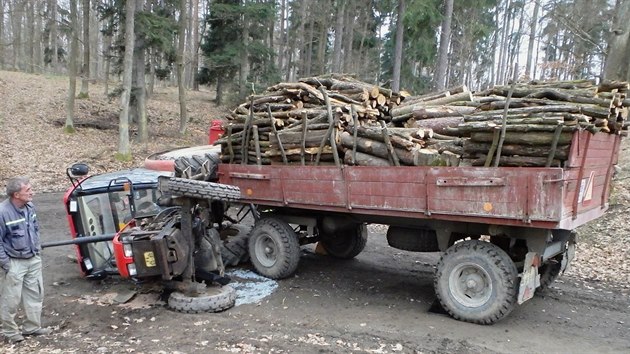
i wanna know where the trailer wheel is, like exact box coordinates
[168,285,236,313]
[435,240,518,325]
[319,223,368,259]
[248,218,300,279]
[386,226,439,252]
[159,177,241,201]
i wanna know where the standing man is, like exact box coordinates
[0,177,51,343]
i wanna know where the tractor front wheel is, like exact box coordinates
[167,285,236,313]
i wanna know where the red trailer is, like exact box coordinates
[218,130,622,324]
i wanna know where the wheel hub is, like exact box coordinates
[449,262,492,308]
[255,235,278,267]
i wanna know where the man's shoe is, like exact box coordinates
[6,334,25,343]
[23,328,51,336]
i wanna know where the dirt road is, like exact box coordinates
[2,192,629,353]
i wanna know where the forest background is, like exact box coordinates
[1,0,630,157]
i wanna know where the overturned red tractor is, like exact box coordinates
[46,155,250,313]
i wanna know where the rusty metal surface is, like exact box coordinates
[219,131,621,230]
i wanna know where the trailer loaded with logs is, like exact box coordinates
[214,75,627,324]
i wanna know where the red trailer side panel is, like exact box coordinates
[219,131,621,231]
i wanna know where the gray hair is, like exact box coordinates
[6,177,30,198]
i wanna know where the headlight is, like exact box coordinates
[123,243,133,257]
[127,263,137,276]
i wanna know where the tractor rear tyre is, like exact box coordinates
[168,285,236,313]
[319,223,368,259]
[248,218,300,279]
[174,153,220,181]
[434,240,518,325]
[159,177,241,201]
[220,224,253,266]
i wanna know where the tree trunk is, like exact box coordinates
[239,12,250,98]
[216,75,224,105]
[297,0,307,76]
[392,0,405,92]
[177,0,188,134]
[191,0,199,90]
[103,32,112,95]
[525,1,539,79]
[79,0,90,97]
[49,0,59,72]
[435,0,454,90]
[497,0,512,84]
[604,0,630,81]
[304,3,314,76]
[135,0,147,144]
[332,0,345,73]
[0,0,4,69]
[118,0,136,157]
[10,0,23,70]
[278,0,286,75]
[342,1,355,74]
[25,1,34,73]
[66,0,80,133]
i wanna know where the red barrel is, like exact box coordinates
[209,120,224,144]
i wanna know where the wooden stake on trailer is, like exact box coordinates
[485,127,501,167]
[546,123,564,167]
[301,112,308,166]
[380,121,400,166]
[495,63,519,167]
[242,96,254,165]
[351,105,359,165]
[253,125,262,166]
[268,105,288,164]
[319,86,341,167]
[227,125,234,164]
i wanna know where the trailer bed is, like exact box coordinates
[219,130,621,230]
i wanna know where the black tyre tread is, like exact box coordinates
[248,218,300,279]
[386,226,439,252]
[434,240,518,325]
[537,260,562,292]
[161,177,241,201]
[174,153,220,181]
[320,223,368,259]
[220,224,252,266]
[167,286,236,313]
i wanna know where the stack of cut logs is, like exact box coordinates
[217,75,628,167]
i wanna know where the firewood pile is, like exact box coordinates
[218,76,629,168]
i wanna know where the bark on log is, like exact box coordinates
[470,131,574,146]
[339,131,417,165]
[463,141,569,159]
[405,116,465,135]
[471,154,561,167]
[422,91,474,106]
[343,151,391,166]
[391,104,475,121]
[346,125,417,150]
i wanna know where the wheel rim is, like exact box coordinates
[448,262,492,308]
[254,233,278,267]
